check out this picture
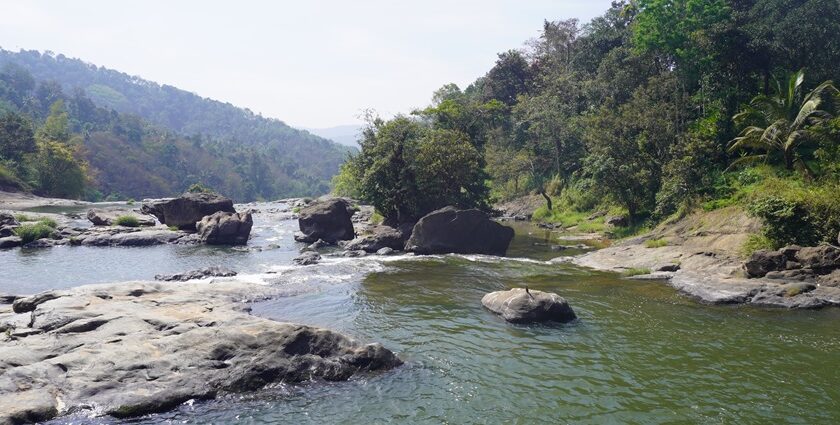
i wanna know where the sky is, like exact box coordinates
[0,0,614,129]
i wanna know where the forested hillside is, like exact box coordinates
[335,0,840,250]
[0,49,350,201]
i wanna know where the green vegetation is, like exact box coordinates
[644,239,668,248]
[0,51,351,201]
[14,222,56,244]
[113,215,140,227]
[741,234,774,258]
[36,217,58,228]
[126,198,135,205]
[621,268,652,277]
[13,213,33,222]
[333,0,840,242]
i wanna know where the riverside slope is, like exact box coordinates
[573,206,840,308]
[0,279,401,424]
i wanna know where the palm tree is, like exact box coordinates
[728,70,838,175]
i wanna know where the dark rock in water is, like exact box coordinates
[405,207,514,256]
[297,198,355,244]
[744,250,786,278]
[307,239,330,250]
[141,192,235,230]
[196,211,253,245]
[0,236,22,249]
[376,247,396,255]
[0,212,18,227]
[605,215,628,227]
[344,224,411,253]
[22,238,61,249]
[0,281,401,423]
[155,266,238,282]
[86,208,156,227]
[0,293,18,304]
[750,282,824,308]
[293,251,321,265]
[550,244,589,251]
[342,250,367,258]
[481,288,577,323]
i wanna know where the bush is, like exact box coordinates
[187,183,213,193]
[126,198,136,205]
[14,222,56,244]
[37,218,58,228]
[644,238,668,248]
[741,234,774,258]
[747,179,840,248]
[114,215,140,227]
[14,213,34,222]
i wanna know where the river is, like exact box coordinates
[2,201,839,424]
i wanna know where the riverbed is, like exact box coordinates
[2,202,839,423]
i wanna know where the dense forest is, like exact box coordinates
[0,49,351,201]
[335,0,840,250]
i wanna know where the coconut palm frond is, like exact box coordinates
[724,154,768,172]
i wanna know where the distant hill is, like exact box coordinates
[302,125,363,148]
[0,48,350,200]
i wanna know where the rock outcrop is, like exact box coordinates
[296,198,355,244]
[293,251,321,265]
[0,236,21,249]
[154,266,238,282]
[0,280,401,424]
[76,229,189,247]
[86,208,155,227]
[196,211,253,245]
[141,193,235,230]
[481,288,577,323]
[744,245,840,279]
[405,207,514,256]
[0,212,18,227]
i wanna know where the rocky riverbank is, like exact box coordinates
[573,207,840,308]
[0,278,401,424]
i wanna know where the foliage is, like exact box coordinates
[34,140,86,198]
[187,183,213,194]
[113,215,140,227]
[13,213,34,222]
[644,238,668,248]
[37,217,58,228]
[741,233,773,258]
[350,116,488,222]
[331,159,363,199]
[14,222,56,244]
[746,178,840,248]
[728,70,838,174]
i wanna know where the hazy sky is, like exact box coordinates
[1,1,613,129]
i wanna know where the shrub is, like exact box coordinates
[114,215,140,227]
[37,218,58,228]
[621,268,651,277]
[187,183,213,193]
[741,234,774,258]
[644,238,668,248]
[370,211,385,225]
[14,222,56,244]
[747,179,840,248]
[126,198,136,205]
[14,213,34,222]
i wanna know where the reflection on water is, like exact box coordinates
[10,205,839,424]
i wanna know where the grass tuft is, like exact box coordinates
[621,268,652,277]
[14,222,57,244]
[114,215,140,227]
[644,238,668,248]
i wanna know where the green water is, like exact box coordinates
[14,212,839,424]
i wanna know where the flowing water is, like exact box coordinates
[2,202,839,424]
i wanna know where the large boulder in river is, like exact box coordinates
[297,198,355,244]
[481,288,577,323]
[196,211,253,245]
[141,192,235,230]
[87,208,155,227]
[344,224,412,253]
[405,207,514,256]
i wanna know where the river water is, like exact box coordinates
[2,202,839,424]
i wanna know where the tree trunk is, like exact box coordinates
[784,150,794,171]
[540,190,552,212]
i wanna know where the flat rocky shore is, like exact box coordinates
[0,279,401,424]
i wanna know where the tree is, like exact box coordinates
[34,140,86,198]
[729,70,838,174]
[0,111,36,162]
[38,100,71,143]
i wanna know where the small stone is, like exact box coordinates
[293,251,321,265]
[376,247,396,256]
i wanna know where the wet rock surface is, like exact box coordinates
[0,280,401,424]
[344,224,410,253]
[481,288,577,323]
[293,251,322,265]
[154,266,238,282]
[405,207,514,256]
